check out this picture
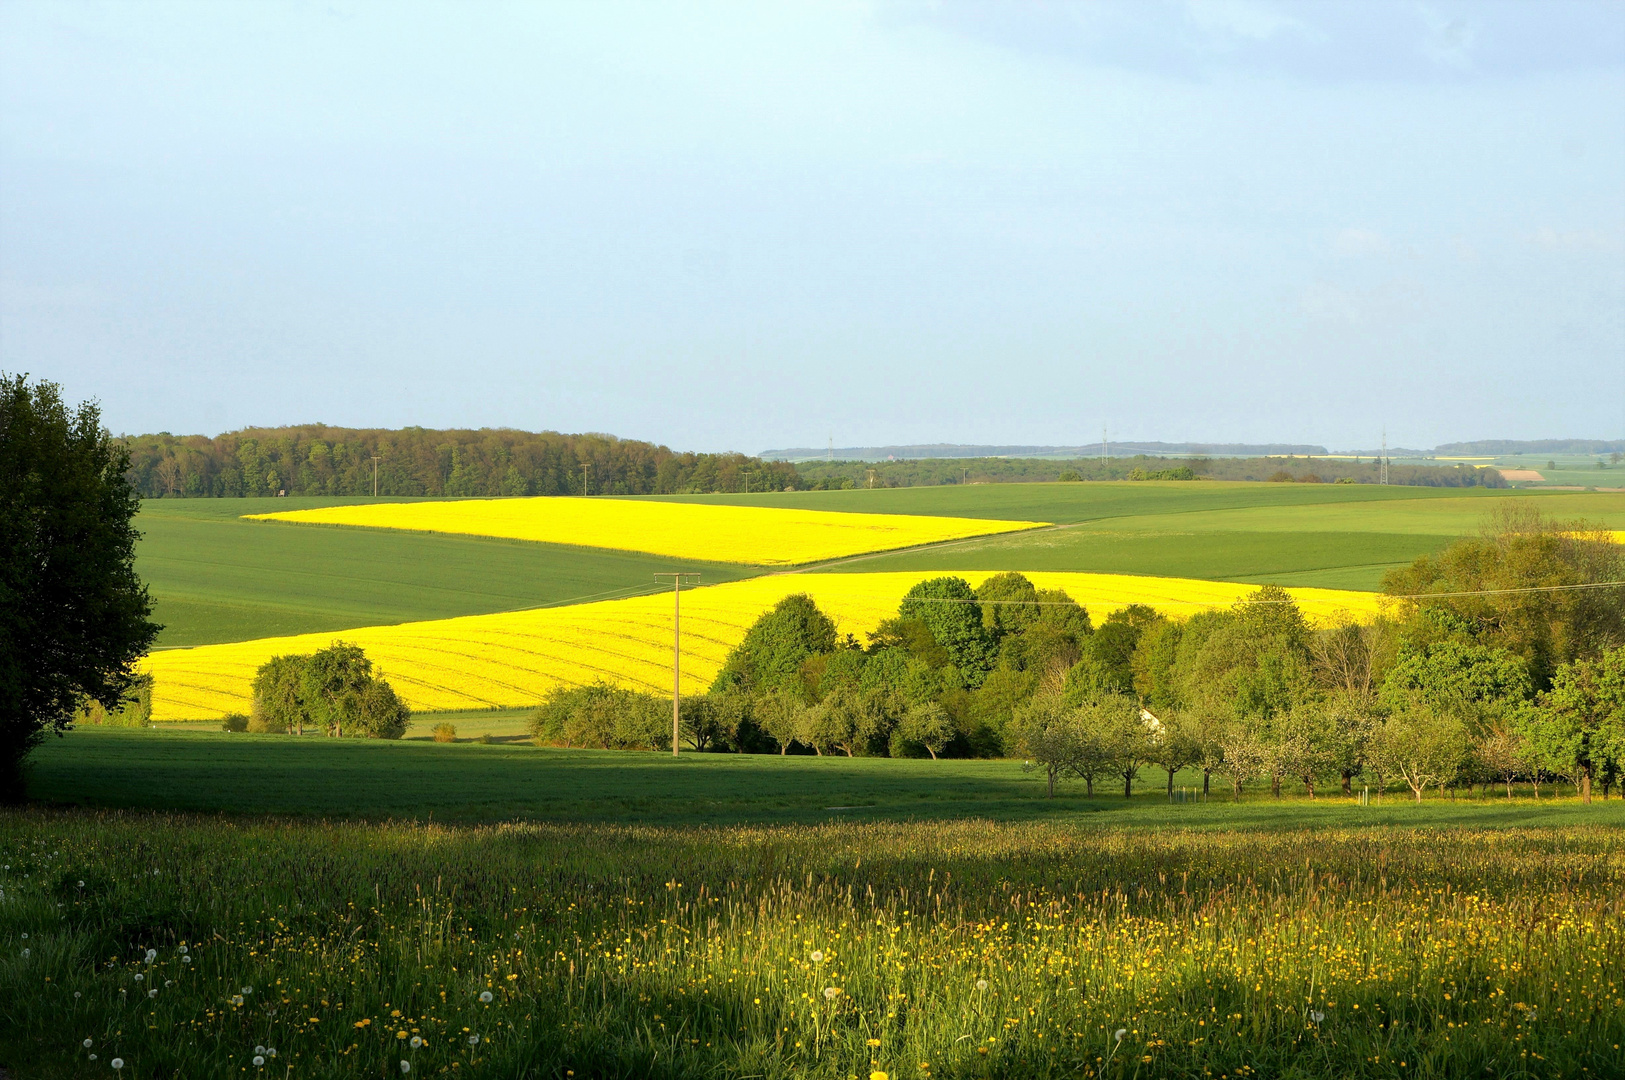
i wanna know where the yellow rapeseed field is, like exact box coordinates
[245,498,1047,565]
[143,572,1386,721]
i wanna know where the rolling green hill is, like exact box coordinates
[137,485,1625,645]
[137,498,757,647]
[649,484,1625,590]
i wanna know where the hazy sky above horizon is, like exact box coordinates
[2,1,1622,454]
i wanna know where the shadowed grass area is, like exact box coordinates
[25,727,1625,828]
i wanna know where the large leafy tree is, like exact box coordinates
[898,577,997,687]
[1,375,159,795]
[709,593,837,694]
[1527,647,1625,803]
[1382,505,1624,687]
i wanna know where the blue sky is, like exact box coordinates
[2,1,1621,452]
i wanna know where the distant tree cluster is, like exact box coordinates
[122,425,804,499]
[247,643,410,738]
[793,455,1507,489]
[526,508,1624,804]
[1024,508,1624,802]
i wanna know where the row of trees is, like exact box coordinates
[248,643,410,738]
[528,507,1624,802]
[1018,508,1625,801]
[792,454,1507,489]
[123,425,804,499]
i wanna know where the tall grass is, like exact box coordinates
[1,812,1620,1078]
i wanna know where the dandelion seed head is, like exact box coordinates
[478,990,493,1003]
[111,1058,124,1070]
[253,1056,265,1067]
[84,1038,93,1048]
[147,989,157,998]
[468,1035,480,1046]
[809,949,824,962]
[823,986,840,1000]
[975,979,989,991]
[144,949,156,963]
[1310,1011,1325,1023]
[410,1036,423,1049]
[400,1061,411,1074]
[256,1046,266,1055]
[1115,1029,1128,1042]
[133,973,143,982]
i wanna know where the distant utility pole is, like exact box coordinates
[654,571,701,757]
[1102,427,1109,461]
[581,462,591,496]
[827,435,834,463]
[1380,430,1389,486]
[370,455,380,497]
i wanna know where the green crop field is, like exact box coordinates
[5,733,1623,1079]
[137,486,1625,645]
[137,498,758,647]
[652,484,1625,591]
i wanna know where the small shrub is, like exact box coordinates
[433,723,457,743]
[477,733,494,745]
[220,713,249,733]
[76,674,154,728]
[246,711,288,734]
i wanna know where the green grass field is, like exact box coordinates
[25,727,1625,826]
[137,498,757,647]
[5,734,1622,1078]
[138,485,1625,645]
[655,484,1625,590]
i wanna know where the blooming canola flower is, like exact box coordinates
[245,497,1048,567]
[141,571,1386,720]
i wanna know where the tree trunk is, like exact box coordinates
[1124,773,1133,798]
[1505,776,1513,799]
[1303,777,1314,798]
[1341,771,1352,796]
[1085,776,1094,797]
[1270,774,1281,798]
[1203,768,1211,796]
[1166,769,1175,795]
[927,747,937,761]
[780,745,787,756]
[1581,765,1592,805]
[1047,766,1056,799]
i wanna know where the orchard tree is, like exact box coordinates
[897,701,956,760]
[1372,703,1469,803]
[1,375,159,796]
[250,654,312,734]
[1528,647,1625,803]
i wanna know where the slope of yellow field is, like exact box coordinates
[142,572,1387,721]
[246,498,1047,566]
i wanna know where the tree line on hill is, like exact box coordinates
[118,423,1506,498]
[792,455,1507,489]
[531,507,1624,801]
[121,425,803,498]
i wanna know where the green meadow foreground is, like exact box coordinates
[4,732,1623,1079]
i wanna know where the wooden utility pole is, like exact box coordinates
[371,456,381,497]
[654,572,701,756]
